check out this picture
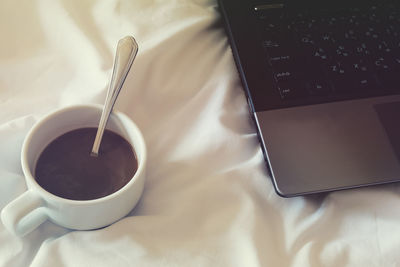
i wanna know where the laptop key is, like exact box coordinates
[271,59,304,83]
[376,71,400,92]
[325,61,347,80]
[277,80,308,99]
[349,57,371,73]
[274,70,298,83]
[390,55,400,70]
[269,54,292,66]
[331,77,352,93]
[351,75,378,91]
[262,39,281,49]
[372,56,392,72]
[333,44,353,63]
[306,80,331,96]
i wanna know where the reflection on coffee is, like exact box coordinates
[35,127,137,200]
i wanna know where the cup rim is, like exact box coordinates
[21,104,147,205]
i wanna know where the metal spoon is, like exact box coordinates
[91,36,138,157]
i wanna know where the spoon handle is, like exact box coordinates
[91,36,138,156]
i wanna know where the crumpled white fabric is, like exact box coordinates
[1,0,400,266]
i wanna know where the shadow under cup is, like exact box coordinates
[3,104,146,236]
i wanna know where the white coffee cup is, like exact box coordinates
[1,104,146,236]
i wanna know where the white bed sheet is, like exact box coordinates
[1,0,400,266]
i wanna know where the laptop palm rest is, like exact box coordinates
[255,95,400,197]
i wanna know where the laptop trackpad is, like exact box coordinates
[375,101,400,161]
[255,96,400,196]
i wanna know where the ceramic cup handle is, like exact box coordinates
[1,190,48,236]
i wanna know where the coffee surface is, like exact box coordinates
[35,127,137,200]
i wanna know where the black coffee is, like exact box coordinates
[35,127,138,200]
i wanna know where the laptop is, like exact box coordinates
[218,0,400,197]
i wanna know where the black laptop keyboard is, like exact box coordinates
[257,4,400,100]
